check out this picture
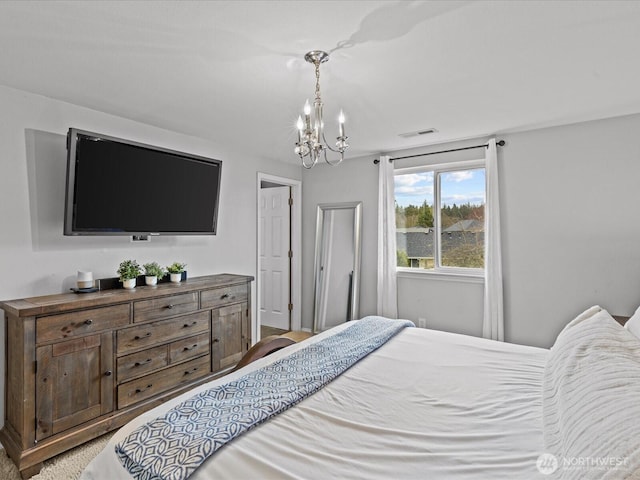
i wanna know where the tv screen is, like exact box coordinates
[64,128,222,236]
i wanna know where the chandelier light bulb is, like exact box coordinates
[296,116,304,142]
[303,99,311,115]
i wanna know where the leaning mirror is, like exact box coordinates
[312,201,362,334]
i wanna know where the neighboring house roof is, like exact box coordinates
[443,219,484,232]
[396,227,433,233]
[396,228,432,259]
[397,224,484,259]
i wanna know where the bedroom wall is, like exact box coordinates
[500,114,640,347]
[301,144,487,337]
[302,113,640,349]
[300,154,380,328]
[0,85,301,428]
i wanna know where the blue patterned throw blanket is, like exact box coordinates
[116,316,414,480]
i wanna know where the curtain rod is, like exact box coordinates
[372,140,505,164]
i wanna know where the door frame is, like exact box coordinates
[256,173,302,341]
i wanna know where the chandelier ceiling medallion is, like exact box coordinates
[295,50,349,169]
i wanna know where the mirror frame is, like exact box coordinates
[312,201,362,334]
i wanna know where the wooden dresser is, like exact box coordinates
[0,273,253,478]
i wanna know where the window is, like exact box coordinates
[395,160,485,274]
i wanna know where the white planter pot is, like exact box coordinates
[122,278,136,289]
[145,275,158,286]
[170,273,182,283]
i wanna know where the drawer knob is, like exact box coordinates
[165,304,174,309]
[134,359,152,367]
[213,338,220,343]
[183,344,198,352]
[84,319,93,325]
[220,293,229,299]
[183,321,197,328]
[104,370,112,377]
[184,368,198,376]
[135,384,153,394]
[134,332,152,340]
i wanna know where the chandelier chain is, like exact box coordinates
[314,60,322,102]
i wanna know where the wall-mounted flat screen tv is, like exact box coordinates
[64,128,222,236]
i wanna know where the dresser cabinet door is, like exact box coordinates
[35,332,114,441]
[212,302,250,371]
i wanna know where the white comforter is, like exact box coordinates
[82,323,548,480]
[543,306,640,479]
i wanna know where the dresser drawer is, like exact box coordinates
[117,311,210,355]
[117,355,210,408]
[36,304,130,344]
[116,344,168,383]
[134,292,199,323]
[200,284,248,309]
[169,332,210,364]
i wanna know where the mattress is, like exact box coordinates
[81,322,548,479]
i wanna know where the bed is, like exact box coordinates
[81,309,640,480]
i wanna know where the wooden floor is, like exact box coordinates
[261,325,289,338]
[260,326,313,343]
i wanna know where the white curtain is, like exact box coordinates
[483,138,504,341]
[377,155,398,318]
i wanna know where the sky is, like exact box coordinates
[394,168,485,208]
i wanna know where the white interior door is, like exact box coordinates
[259,186,291,330]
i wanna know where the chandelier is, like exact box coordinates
[294,50,349,169]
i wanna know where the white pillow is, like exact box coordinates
[625,304,640,339]
[556,305,602,338]
[565,305,601,327]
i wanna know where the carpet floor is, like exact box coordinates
[0,432,114,480]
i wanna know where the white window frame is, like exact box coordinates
[395,159,485,281]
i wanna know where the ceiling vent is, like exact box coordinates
[398,128,438,138]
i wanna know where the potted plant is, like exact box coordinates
[166,262,186,283]
[117,259,142,289]
[143,262,165,286]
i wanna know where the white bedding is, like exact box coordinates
[543,307,640,479]
[82,323,548,480]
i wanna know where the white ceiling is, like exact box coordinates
[1,0,640,164]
